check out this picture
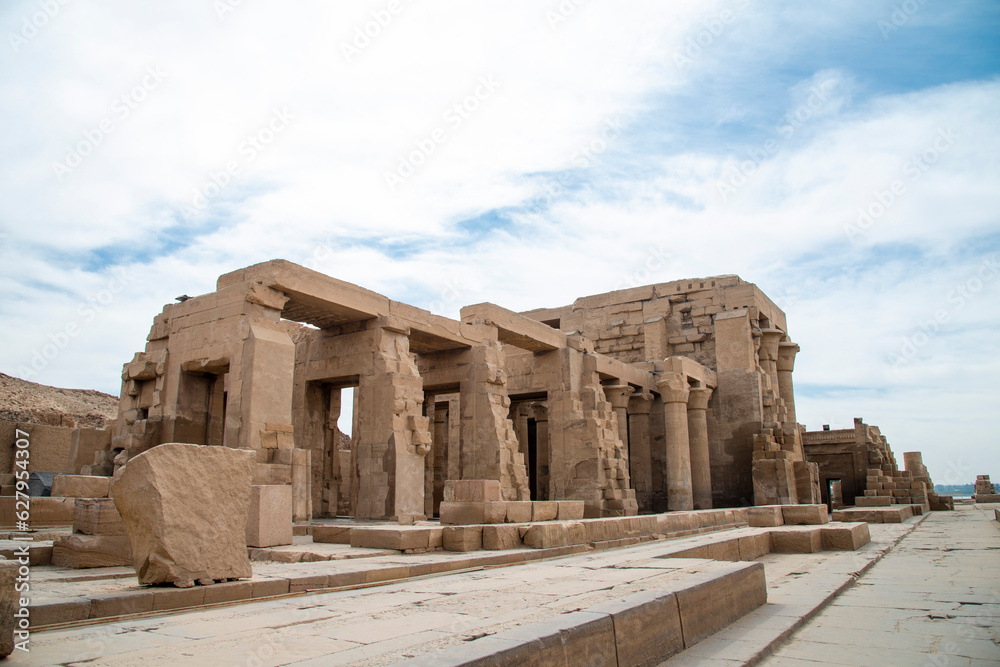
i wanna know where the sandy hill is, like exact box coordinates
[0,372,119,429]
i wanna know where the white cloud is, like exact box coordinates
[1,0,997,480]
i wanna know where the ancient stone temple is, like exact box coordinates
[109,260,816,523]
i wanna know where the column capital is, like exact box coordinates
[687,386,713,411]
[628,392,654,415]
[759,328,783,359]
[777,341,800,372]
[656,376,689,404]
[603,384,634,409]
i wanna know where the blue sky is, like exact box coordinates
[1,0,997,483]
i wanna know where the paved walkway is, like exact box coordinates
[759,503,1000,666]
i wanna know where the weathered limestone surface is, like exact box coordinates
[246,485,293,548]
[111,443,255,585]
[0,558,15,657]
[52,534,132,568]
[50,474,111,498]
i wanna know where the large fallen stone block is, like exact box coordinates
[245,485,292,548]
[50,474,111,499]
[111,443,256,586]
[52,534,132,568]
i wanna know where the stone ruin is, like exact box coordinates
[0,259,951,582]
[973,475,1000,503]
[102,260,822,525]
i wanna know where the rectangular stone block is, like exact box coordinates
[443,479,501,502]
[52,534,132,568]
[73,498,124,535]
[589,591,684,665]
[557,501,585,520]
[50,474,111,498]
[738,532,772,560]
[522,522,568,549]
[748,506,784,527]
[442,525,482,552]
[531,501,559,522]
[855,495,892,507]
[781,504,829,525]
[821,522,871,550]
[673,561,768,646]
[505,501,533,523]
[770,527,823,553]
[482,524,524,550]
[350,526,436,551]
[246,485,293,548]
[439,502,488,525]
[311,525,351,544]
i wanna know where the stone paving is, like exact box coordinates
[8,505,996,665]
[757,503,1000,666]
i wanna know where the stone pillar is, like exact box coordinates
[687,387,713,510]
[239,325,295,450]
[776,342,799,423]
[603,384,634,458]
[759,329,784,398]
[458,331,530,501]
[627,392,654,512]
[353,319,431,522]
[656,373,693,511]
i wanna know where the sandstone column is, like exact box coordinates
[687,386,714,510]
[627,392,654,512]
[656,373,693,511]
[777,342,800,423]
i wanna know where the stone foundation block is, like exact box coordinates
[504,501,533,523]
[770,527,823,553]
[442,525,482,552]
[781,504,829,525]
[443,480,501,502]
[855,496,892,507]
[821,522,871,550]
[73,498,124,535]
[246,485,293,548]
[50,475,111,499]
[673,561,768,646]
[531,501,559,522]
[350,526,441,551]
[557,501,585,520]
[748,506,784,527]
[52,534,132,568]
[482,524,523,550]
[738,532,772,560]
[311,525,352,544]
[590,591,684,664]
[523,522,568,549]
